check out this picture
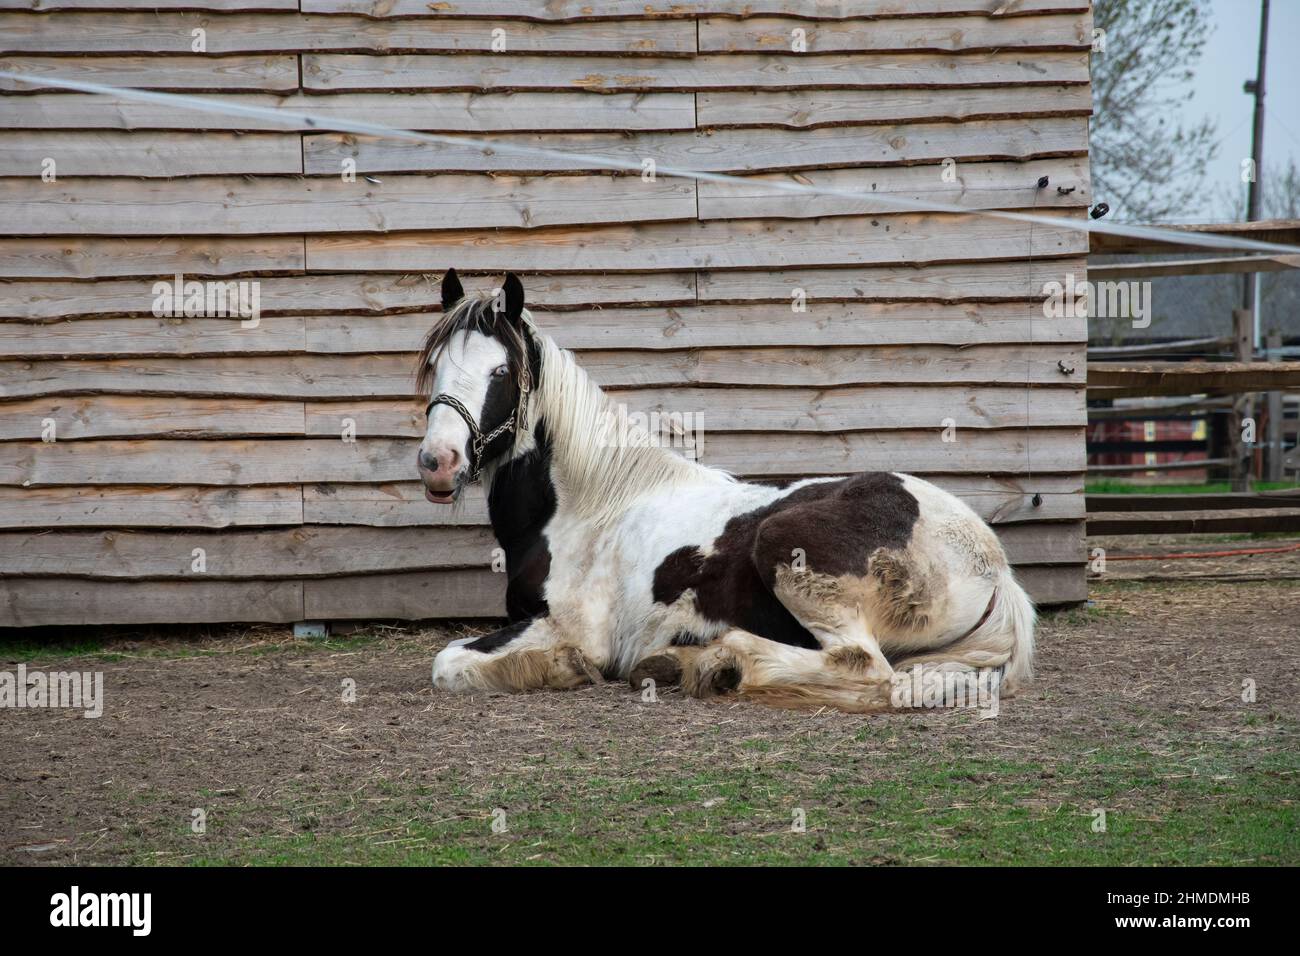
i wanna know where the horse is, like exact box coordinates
[419,270,1035,713]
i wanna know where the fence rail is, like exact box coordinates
[1085,227,1299,533]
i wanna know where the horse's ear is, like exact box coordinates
[501,273,525,324]
[441,268,464,311]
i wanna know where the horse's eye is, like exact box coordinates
[491,365,510,378]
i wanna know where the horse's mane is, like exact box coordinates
[513,321,732,527]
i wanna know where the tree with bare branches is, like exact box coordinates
[1091,0,1218,221]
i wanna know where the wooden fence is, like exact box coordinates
[0,0,1092,627]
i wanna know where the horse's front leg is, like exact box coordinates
[432,616,603,694]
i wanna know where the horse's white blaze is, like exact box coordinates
[419,330,507,483]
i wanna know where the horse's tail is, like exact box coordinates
[993,566,1036,693]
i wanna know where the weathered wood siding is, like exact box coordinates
[0,1,1091,626]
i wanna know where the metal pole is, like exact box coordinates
[1235,0,1271,491]
[1242,0,1270,331]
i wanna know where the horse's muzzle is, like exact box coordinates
[417,449,463,504]
[422,483,457,504]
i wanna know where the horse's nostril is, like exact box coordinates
[418,450,438,472]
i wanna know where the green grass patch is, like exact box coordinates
[134,735,1298,867]
[1086,480,1299,495]
[0,630,385,665]
[0,638,123,663]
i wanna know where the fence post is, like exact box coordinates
[1231,308,1254,492]
[1265,330,1283,482]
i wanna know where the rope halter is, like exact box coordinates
[424,367,530,482]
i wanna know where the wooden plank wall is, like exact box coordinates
[0,0,1092,627]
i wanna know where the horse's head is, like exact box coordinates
[415,269,534,504]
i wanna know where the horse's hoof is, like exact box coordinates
[704,664,742,697]
[685,648,742,699]
[561,646,604,685]
[629,652,683,689]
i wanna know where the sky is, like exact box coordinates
[1168,0,1300,221]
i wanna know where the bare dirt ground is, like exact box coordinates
[2,550,1297,866]
[1089,532,1300,583]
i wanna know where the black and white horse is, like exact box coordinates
[419,271,1035,712]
